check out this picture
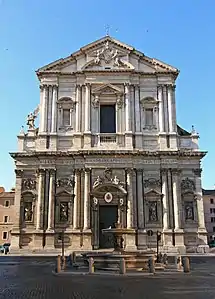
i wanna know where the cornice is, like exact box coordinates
[10,150,207,159]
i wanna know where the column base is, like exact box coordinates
[125,131,133,149]
[83,132,91,149]
[125,231,136,251]
[169,132,177,149]
[73,132,82,149]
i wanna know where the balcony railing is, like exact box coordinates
[98,133,117,144]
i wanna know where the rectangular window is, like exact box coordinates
[62,109,70,126]
[5,200,9,207]
[145,108,153,126]
[213,227,215,233]
[2,232,7,240]
[100,105,116,133]
[210,198,214,204]
[213,208,215,213]
[4,216,8,223]
[211,217,215,222]
[210,208,213,213]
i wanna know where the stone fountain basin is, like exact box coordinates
[83,250,156,270]
[102,228,135,234]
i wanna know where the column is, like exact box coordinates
[125,84,131,132]
[41,85,48,132]
[158,85,164,132]
[137,169,144,229]
[36,169,44,230]
[13,169,23,231]
[116,96,120,133]
[83,169,90,230]
[194,169,206,229]
[75,85,81,132]
[135,85,141,132]
[51,85,57,133]
[172,85,177,132]
[172,170,180,230]
[167,85,173,132]
[73,169,80,229]
[84,84,90,132]
[47,169,55,230]
[126,169,134,228]
[161,169,168,230]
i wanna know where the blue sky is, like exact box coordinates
[0,0,214,190]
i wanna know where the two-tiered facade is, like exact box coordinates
[11,36,208,253]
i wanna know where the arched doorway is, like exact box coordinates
[91,183,127,250]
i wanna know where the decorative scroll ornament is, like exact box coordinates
[92,96,99,108]
[93,168,124,189]
[93,197,98,205]
[22,178,36,190]
[116,96,124,109]
[93,41,124,67]
[143,178,161,189]
[56,175,75,188]
[181,178,195,192]
[104,192,113,203]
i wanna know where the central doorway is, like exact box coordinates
[99,205,118,249]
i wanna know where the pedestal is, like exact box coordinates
[83,132,91,149]
[73,133,82,149]
[125,233,137,251]
[125,131,133,149]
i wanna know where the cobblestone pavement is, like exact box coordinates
[0,256,215,299]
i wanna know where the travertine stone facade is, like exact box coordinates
[10,36,208,253]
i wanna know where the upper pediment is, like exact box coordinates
[36,36,179,76]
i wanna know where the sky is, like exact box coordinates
[0,0,215,190]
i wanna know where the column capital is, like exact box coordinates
[136,168,143,174]
[161,168,168,175]
[157,85,163,90]
[15,169,23,178]
[193,168,202,177]
[49,168,56,176]
[171,168,181,176]
[36,168,46,176]
[84,168,91,173]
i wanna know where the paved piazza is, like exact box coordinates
[0,256,214,298]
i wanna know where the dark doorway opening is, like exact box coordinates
[99,205,118,249]
[100,105,116,133]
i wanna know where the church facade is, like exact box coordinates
[10,36,208,253]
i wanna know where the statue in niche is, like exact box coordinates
[27,112,36,130]
[24,202,33,221]
[149,201,158,222]
[185,203,194,220]
[60,202,68,222]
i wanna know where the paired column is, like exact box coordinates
[126,169,134,228]
[36,169,45,230]
[84,84,91,132]
[75,85,81,132]
[47,169,55,230]
[40,85,48,132]
[134,85,141,132]
[13,169,23,231]
[125,84,131,132]
[83,169,90,230]
[172,169,181,230]
[194,169,206,229]
[161,169,168,230]
[136,169,144,229]
[51,85,58,133]
[73,169,81,229]
[158,85,164,132]
[167,85,173,133]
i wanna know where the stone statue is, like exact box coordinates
[149,202,158,222]
[94,50,101,64]
[27,112,36,130]
[60,203,68,222]
[24,203,33,221]
[185,204,194,220]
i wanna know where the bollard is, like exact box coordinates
[119,258,126,274]
[89,257,94,274]
[183,257,190,273]
[72,251,77,264]
[56,255,61,273]
[69,254,73,265]
[177,256,183,271]
[61,255,66,270]
[148,257,155,274]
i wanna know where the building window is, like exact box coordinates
[145,108,154,126]
[5,200,9,207]
[62,109,71,126]
[4,216,8,223]
[2,232,7,240]
[100,105,116,133]
[211,217,215,222]
[213,227,215,233]
[210,208,213,213]
[210,198,214,204]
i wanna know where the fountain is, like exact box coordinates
[83,222,156,271]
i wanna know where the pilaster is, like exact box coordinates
[124,84,133,149]
[73,85,82,148]
[36,169,45,231]
[73,169,81,229]
[83,168,90,230]
[161,169,169,230]
[47,169,56,231]
[193,168,206,230]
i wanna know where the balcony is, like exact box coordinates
[99,134,117,144]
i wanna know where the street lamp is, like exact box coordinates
[156,230,162,262]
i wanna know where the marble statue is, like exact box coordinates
[27,112,36,130]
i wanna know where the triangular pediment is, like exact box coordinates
[36,36,179,76]
[145,189,162,196]
[92,84,123,95]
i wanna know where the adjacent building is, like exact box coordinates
[0,187,15,244]
[10,35,208,254]
[203,189,215,242]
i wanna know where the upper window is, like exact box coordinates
[62,109,71,126]
[211,198,214,204]
[4,216,8,223]
[2,232,7,240]
[5,200,9,207]
[100,105,116,133]
[145,108,154,126]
